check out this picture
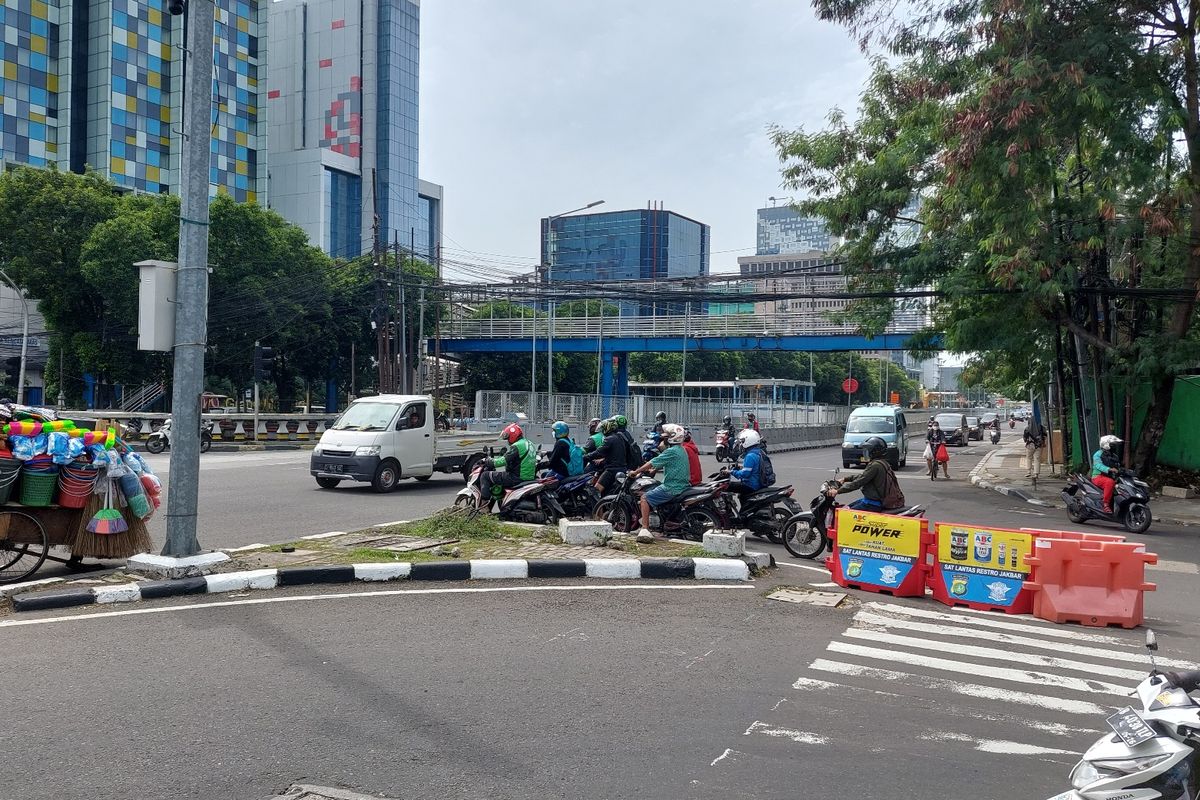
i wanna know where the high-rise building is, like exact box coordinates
[417,178,442,265]
[266,0,421,260]
[0,0,267,200]
[756,206,832,255]
[541,208,709,283]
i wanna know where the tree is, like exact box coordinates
[773,0,1200,469]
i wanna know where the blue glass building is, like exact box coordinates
[540,208,709,314]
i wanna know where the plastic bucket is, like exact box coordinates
[57,464,98,509]
[0,456,21,504]
[20,468,60,507]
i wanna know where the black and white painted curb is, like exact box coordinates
[967,450,1056,508]
[9,557,751,613]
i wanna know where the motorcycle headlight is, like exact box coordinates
[354,445,381,457]
[1070,760,1101,789]
[1092,754,1172,775]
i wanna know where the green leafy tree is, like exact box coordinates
[773,0,1200,469]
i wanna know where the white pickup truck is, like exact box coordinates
[309,394,495,492]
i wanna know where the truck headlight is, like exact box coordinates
[312,446,322,457]
[355,445,381,457]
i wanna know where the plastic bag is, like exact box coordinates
[922,443,933,461]
[47,431,71,464]
[9,435,35,460]
[936,443,950,463]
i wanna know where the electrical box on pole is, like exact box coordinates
[136,260,177,351]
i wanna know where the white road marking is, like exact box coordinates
[777,561,830,574]
[825,640,1128,696]
[808,581,839,588]
[841,627,1147,681]
[373,520,410,527]
[863,601,1139,644]
[226,543,266,552]
[709,748,735,766]
[1008,510,1045,516]
[852,609,1188,668]
[301,531,347,540]
[1148,559,1199,574]
[770,698,789,711]
[808,659,1110,716]
[743,721,828,745]
[0,584,756,629]
[922,732,1077,757]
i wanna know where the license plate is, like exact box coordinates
[324,464,344,473]
[1105,706,1156,747]
[858,456,867,464]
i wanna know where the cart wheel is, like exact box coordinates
[0,511,50,584]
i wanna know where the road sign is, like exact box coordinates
[842,377,859,394]
[890,391,900,404]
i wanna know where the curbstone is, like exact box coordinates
[205,569,279,594]
[702,531,746,557]
[742,551,774,572]
[93,582,142,605]
[527,559,587,578]
[410,560,472,581]
[353,563,412,582]
[584,558,641,579]
[640,558,695,580]
[693,557,751,581]
[469,559,528,580]
[558,519,613,545]
[277,566,357,586]
[12,588,96,612]
[138,576,209,599]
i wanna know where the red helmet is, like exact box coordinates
[500,423,523,445]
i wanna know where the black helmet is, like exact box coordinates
[655,411,667,423]
[722,415,731,426]
[746,412,756,420]
[864,436,888,459]
[588,417,601,434]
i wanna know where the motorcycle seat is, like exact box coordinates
[673,486,712,502]
[746,487,789,502]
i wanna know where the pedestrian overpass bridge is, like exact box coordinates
[432,312,926,396]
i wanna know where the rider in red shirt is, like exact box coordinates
[681,432,702,485]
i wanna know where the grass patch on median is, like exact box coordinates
[374,508,534,542]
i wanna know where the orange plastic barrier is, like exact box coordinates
[1022,539,1157,628]
[928,523,1035,614]
[825,508,932,597]
[1019,527,1126,544]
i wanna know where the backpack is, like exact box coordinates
[757,450,776,488]
[881,465,905,509]
[566,439,585,476]
[621,430,644,468]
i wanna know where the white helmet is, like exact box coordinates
[737,429,762,448]
[663,423,687,445]
[1100,435,1123,451]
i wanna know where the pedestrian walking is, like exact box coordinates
[925,420,949,480]
[1023,421,1047,479]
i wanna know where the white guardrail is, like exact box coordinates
[444,313,922,339]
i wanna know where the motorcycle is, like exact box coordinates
[593,471,724,541]
[1042,630,1199,800]
[641,429,662,463]
[552,471,602,519]
[1062,469,1153,534]
[454,462,567,525]
[714,428,734,463]
[781,471,926,560]
[144,418,213,454]
[989,427,1000,445]
[711,468,802,543]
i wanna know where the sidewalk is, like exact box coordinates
[969,442,1200,526]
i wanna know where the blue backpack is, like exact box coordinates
[566,439,585,476]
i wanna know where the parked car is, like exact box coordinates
[842,404,909,468]
[966,416,984,441]
[934,412,969,446]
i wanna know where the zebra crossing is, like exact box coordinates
[788,600,1194,756]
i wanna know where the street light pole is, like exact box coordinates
[0,268,28,402]
[545,200,603,400]
[163,0,215,558]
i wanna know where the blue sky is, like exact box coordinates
[419,0,869,280]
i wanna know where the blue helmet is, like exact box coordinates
[552,421,569,439]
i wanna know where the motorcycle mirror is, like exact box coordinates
[1146,629,1158,652]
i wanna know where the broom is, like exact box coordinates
[70,481,152,560]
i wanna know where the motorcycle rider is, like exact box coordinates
[719,415,734,434]
[584,418,628,495]
[614,414,642,467]
[1092,434,1123,514]
[926,419,949,480]
[653,411,668,436]
[728,429,768,507]
[583,417,604,454]
[833,436,905,511]
[681,429,702,485]
[544,421,575,481]
[745,412,760,432]
[477,423,537,512]
[628,423,691,543]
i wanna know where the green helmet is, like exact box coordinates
[600,418,618,435]
[614,414,629,429]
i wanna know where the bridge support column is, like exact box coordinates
[616,353,629,397]
[600,353,614,417]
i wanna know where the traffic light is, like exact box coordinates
[253,345,274,383]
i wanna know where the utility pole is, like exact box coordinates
[417,286,426,393]
[0,267,29,403]
[394,234,407,394]
[162,0,215,557]
[372,170,388,394]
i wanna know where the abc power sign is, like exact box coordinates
[835,509,923,590]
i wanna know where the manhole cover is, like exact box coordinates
[767,588,847,607]
[266,785,402,800]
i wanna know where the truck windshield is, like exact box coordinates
[846,417,894,434]
[331,403,400,431]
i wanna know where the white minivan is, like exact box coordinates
[310,395,493,492]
